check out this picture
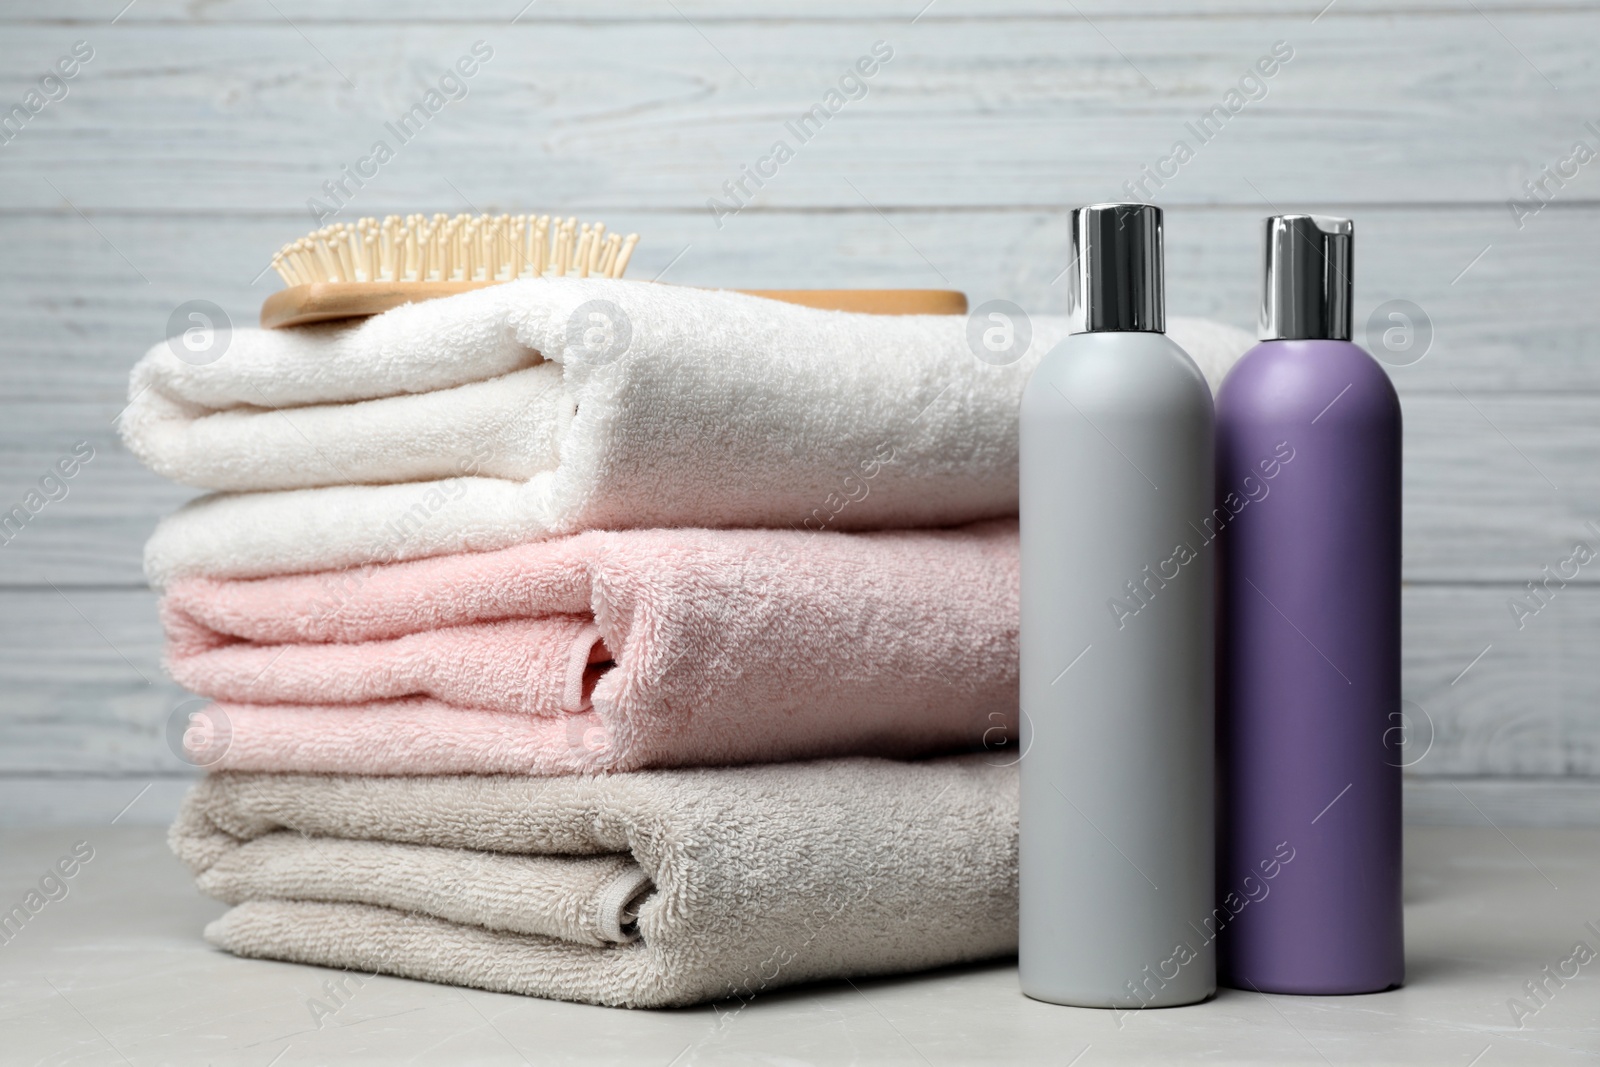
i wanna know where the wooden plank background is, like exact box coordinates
[2,2,1597,822]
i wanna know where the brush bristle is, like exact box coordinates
[270,214,640,286]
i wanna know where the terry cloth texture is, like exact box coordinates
[163,521,1020,775]
[123,279,1253,585]
[171,756,1019,1009]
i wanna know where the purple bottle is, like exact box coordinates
[1215,215,1403,994]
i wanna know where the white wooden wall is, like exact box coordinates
[2,1,1598,823]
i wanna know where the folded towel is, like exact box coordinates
[182,831,654,948]
[125,279,1252,585]
[165,521,1020,775]
[171,756,1019,1008]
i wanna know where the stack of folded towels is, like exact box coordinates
[126,279,1251,1008]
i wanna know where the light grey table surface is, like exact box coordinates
[0,824,1595,1065]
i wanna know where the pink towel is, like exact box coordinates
[163,522,1020,775]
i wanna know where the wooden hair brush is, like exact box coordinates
[259,213,967,328]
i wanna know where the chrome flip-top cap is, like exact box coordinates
[1259,214,1353,341]
[1067,203,1165,334]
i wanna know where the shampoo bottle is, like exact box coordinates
[1216,215,1403,994]
[1019,203,1216,1008]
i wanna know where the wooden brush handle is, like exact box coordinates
[259,282,968,328]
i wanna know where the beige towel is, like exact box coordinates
[171,756,1018,1008]
[183,833,652,947]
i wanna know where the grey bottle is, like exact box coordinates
[1018,203,1216,1008]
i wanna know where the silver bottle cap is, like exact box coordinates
[1067,203,1165,334]
[1259,214,1353,341]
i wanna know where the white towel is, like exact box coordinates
[125,280,1252,586]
